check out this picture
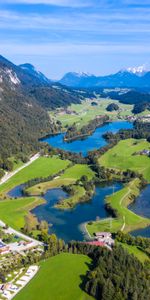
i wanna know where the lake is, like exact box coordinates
[42,121,133,156]
[32,183,123,242]
[8,182,122,242]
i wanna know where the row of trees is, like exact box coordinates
[23,163,72,194]
[116,231,150,253]
[103,121,150,145]
[64,115,109,142]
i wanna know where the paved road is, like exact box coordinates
[0,153,40,186]
[0,220,42,247]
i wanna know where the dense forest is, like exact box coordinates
[68,242,150,300]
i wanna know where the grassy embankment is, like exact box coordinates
[0,197,45,230]
[118,243,150,263]
[0,159,94,228]
[99,139,150,182]
[27,164,95,209]
[50,98,133,130]
[14,253,92,300]
[87,178,150,236]
[0,156,70,196]
[0,156,70,229]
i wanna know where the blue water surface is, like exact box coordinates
[42,121,133,156]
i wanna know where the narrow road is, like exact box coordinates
[0,153,40,186]
[0,152,42,247]
[119,188,131,231]
[119,181,135,231]
[121,216,126,231]
[0,219,42,246]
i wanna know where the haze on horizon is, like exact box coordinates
[0,0,149,79]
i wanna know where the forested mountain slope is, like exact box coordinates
[0,55,81,168]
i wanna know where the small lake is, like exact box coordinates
[8,182,122,242]
[32,183,122,242]
[42,121,133,156]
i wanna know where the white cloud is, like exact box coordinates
[0,8,150,33]
[1,0,92,7]
[1,41,150,56]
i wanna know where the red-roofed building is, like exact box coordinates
[86,241,106,247]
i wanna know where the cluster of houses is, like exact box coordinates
[56,108,78,116]
[139,115,150,123]
[87,232,114,250]
[0,266,38,300]
[0,241,10,255]
[134,149,150,157]
[0,239,39,256]
[138,149,150,156]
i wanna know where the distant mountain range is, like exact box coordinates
[59,66,150,89]
[1,54,150,163]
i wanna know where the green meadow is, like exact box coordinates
[27,164,95,195]
[0,156,70,195]
[87,179,150,236]
[118,243,150,263]
[51,98,133,129]
[0,197,45,229]
[14,253,92,300]
[99,139,150,182]
[0,160,95,228]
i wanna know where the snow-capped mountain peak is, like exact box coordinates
[126,65,148,76]
[5,69,20,85]
[78,71,93,77]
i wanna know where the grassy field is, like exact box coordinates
[27,164,95,196]
[0,197,45,229]
[99,139,150,182]
[51,98,133,129]
[87,179,150,236]
[0,156,70,195]
[14,253,92,300]
[118,243,150,263]
[61,164,94,180]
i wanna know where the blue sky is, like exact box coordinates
[0,0,149,78]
